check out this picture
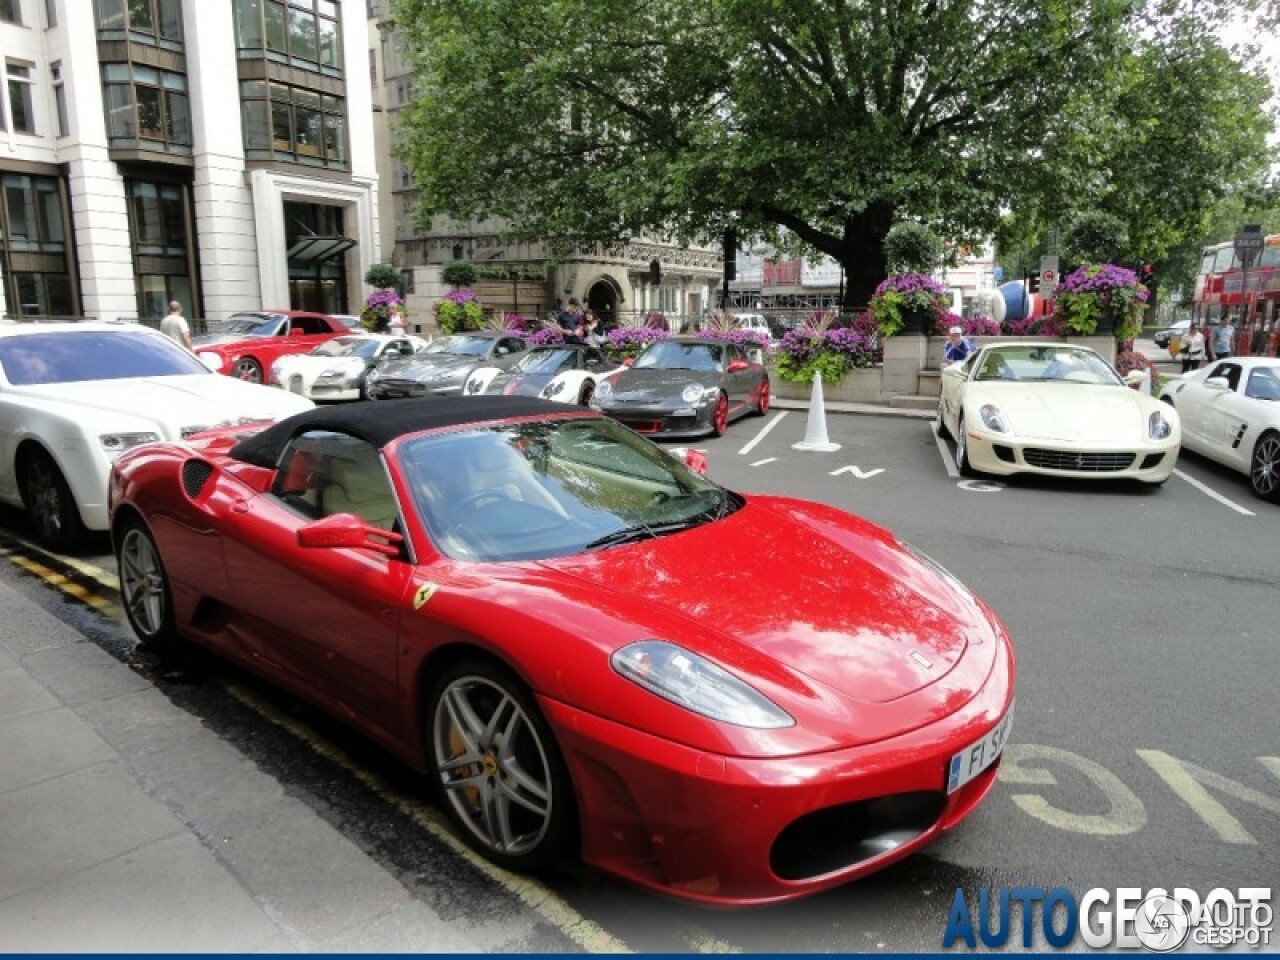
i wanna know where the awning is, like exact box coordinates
[286,235,357,263]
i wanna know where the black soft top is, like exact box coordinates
[229,397,584,467]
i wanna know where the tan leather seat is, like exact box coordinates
[323,454,398,530]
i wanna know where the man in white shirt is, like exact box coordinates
[160,301,191,350]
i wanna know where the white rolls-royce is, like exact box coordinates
[1158,357,1280,502]
[270,333,431,402]
[0,322,313,550]
[937,342,1180,486]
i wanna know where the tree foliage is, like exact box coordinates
[884,223,944,274]
[1062,211,1129,264]
[395,0,1275,308]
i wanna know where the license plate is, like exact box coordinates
[946,702,1014,794]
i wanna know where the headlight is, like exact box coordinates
[366,367,381,381]
[100,432,161,460]
[595,380,613,398]
[1149,410,1173,440]
[542,379,566,398]
[611,640,794,729]
[979,403,1010,433]
[197,352,225,372]
[270,359,284,380]
[681,383,704,404]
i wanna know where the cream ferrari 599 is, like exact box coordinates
[937,343,1180,486]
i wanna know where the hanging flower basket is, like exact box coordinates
[1051,264,1148,341]
[868,273,949,338]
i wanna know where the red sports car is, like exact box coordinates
[193,310,348,383]
[109,398,1015,906]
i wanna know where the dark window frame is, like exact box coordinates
[101,62,192,155]
[240,78,348,170]
[233,0,343,78]
[94,0,184,50]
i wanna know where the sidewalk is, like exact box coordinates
[0,579,562,953]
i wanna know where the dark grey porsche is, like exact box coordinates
[591,337,770,438]
[364,331,529,400]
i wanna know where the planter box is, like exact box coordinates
[773,367,883,404]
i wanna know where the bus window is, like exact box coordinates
[1213,247,1238,272]
[1200,251,1217,275]
[1261,243,1280,269]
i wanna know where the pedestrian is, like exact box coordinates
[160,300,191,350]
[1181,321,1206,373]
[557,298,584,342]
[942,325,975,366]
[1208,317,1234,362]
[582,310,602,347]
[387,306,408,336]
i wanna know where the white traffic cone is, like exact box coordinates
[792,371,841,452]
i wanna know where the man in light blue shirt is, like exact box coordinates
[1209,319,1235,361]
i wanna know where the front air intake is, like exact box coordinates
[181,459,214,499]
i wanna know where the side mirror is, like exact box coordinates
[496,346,509,356]
[297,514,403,558]
[1123,369,1149,386]
[623,357,635,367]
[941,364,965,378]
[1204,376,1231,392]
[727,359,749,373]
[670,447,709,475]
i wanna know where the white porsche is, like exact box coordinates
[463,342,625,406]
[0,322,313,549]
[937,342,1180,485]
[1157,357,1280,502]
[270,334,430,402]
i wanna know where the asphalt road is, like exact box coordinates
[1,406,1276,953]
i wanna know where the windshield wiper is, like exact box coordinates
[584,519,701,551]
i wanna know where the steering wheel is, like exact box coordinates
[454,487,514,513]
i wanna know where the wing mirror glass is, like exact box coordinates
[297,514,403,557]
[727,360,749,372]
[1204,376,1231,391]
[671,447,709,475]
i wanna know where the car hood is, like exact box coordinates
[281,356,366,374]
[492,372,553,396]
[378,355,473,378]
[971,383,1151,443]
[609,368,718,403]
[541,497,986,705]
[19,374,313,435]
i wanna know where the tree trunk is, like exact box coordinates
[838,200,895,314]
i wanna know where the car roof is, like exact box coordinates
[229,396,581,467]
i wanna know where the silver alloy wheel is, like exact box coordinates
[954,415,969,472]
[1251,433,1280,500]
[120,527,167,638]
[432,675,554,857]
[25,457,65,543]
[935,396,950,440]
[232,358,262,382]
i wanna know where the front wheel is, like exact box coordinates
[1250,431,1280,502]
[754,378,770,416]
[231,358,263,383]
[935,396,951,441]
[116,518,179,648]
[20,449,87,551]
[426,659,575,873]
[578,381,595,407]
[712,391,729,437]
[954,414,975,477]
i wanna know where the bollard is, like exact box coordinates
[792,372,841,452]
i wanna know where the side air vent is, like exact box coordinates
[181,459,214,499]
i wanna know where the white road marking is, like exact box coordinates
[1137,750,1280,845]
[999,744,1147,836]
[1173,468,1256,516]
[958,479,1004,492]
[750,457,777,467]
[737,411,788,456]
[829,465,885,479]
[933,423,960,478]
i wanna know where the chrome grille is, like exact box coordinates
[1023,449,1136,472]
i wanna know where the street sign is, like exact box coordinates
[1039,256,1060,297]
[1235,225,1264,269]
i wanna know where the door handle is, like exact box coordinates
[232,498,250,514]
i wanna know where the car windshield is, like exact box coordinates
[312,337,379,359]
[634,341,722,371]
[423,336,491,357]
[974,346,1123,385]
[399,417,734,562]
[0,330,211,385]
[211,314,284,337]
[513,348,577,374]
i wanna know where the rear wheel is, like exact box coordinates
[116,518,179,648]
[954,414,975,477]
[712,392,730,437]
[426,659,575,873]
[232,358,263,383]
[755,378,770,416]
[578,381,595,406]
[1250,431,1280,502]
[20,449,87,551]
[935,396,951,440]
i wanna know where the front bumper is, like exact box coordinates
[367,380,463,400]
[964,425,1179,483]
[541,636,1014,906]
[596,402,716,438]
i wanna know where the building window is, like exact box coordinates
[0,0,20,25]
[7,63,35,135]
[125,179,195,322]
[51,62,68,137]
[94,0,183,48]
[240,80,346,169]
[101,63,192,154]
[368,48,376,88]
[44,0,54,26]
[0,174,73,317]
[234,0,342,77]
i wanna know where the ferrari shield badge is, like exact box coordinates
[412,582,439,611]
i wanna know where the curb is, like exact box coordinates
[770,398,935,420]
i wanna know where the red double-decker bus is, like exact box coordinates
[1192,233,1280,355]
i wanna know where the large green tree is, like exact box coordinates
[395,0,1272,310]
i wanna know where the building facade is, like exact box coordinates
[366,4,719,326]
[0,0,379,324]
